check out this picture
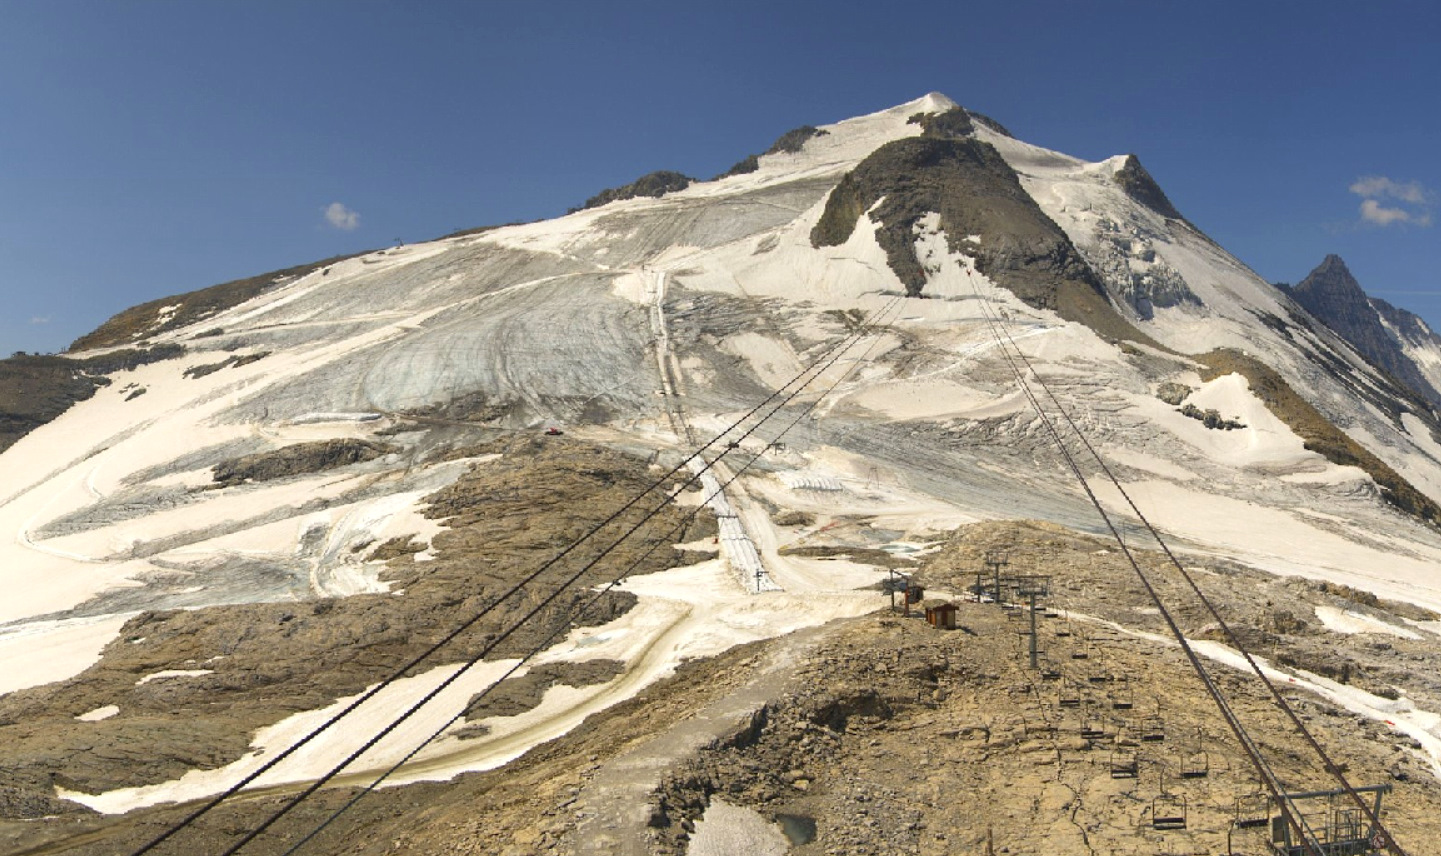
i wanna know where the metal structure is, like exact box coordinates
[1153,793,1188,830]
[1110,748,1138,779]
[983,549,1009,603]
[1269,786,1391,856]
[1109,676,1134,710]
[1013,574,1051,669]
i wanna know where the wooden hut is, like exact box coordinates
[924,601,959,630]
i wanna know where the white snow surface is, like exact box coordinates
[1314,606,1422,639]
[135,669,213,686]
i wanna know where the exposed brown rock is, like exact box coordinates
[211,439,397,485]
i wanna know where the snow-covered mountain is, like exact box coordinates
[6,93,1441,851]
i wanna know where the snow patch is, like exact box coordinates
[136,669,213,686]
[1314,606,1421,639]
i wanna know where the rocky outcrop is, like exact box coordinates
[764,125,828,155]
[1199,348,1441,525]
[181,351,269,379]
[1112,154,1184,220]
[907,107,975,139]
[809,135,1152,345]
[211,439,397,485]
[1372,296,1441,349]
[715,125,831,179]
[1283,255,1441,409]
[0,436,710,812]
[0,345,184,454]
[457,660,626,736]
[578,171,694,211]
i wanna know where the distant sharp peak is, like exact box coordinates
[1288,253,1441,409]
[1294,254,1368,302]
[1312,253,1355,278]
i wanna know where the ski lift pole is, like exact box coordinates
[1028,591,1039,670]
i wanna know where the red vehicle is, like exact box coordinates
[544,426,564,436]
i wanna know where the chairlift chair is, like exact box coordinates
[1152,793,1188,830]
[1140,714,1166,742]
[1079,699,1107,740]
[1181,729,1209,778]
[1110,677,1134,710]
[1057,679,1082,708]
[1110,748,1138,779]
[1232,793,1270,829]
[1181,750,1209,779]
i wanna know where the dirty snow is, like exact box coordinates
[1314,606,1423,639]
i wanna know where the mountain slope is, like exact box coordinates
[5,94,1441,854]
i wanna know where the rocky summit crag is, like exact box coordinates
[1283,254,1441,411]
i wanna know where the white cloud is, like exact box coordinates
[27,316,49,325]
[1350,175,1433,227]
[324,202,360,231]
[1350,175,1431,204]
[1359,199,1415,226]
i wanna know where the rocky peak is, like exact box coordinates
[1112,155,1183,220]
[1290,255,1377,322]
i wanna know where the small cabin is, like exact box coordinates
[925,601,959,630]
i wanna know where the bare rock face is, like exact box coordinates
[907,106,975,139]
[1112,154,1184,221]
[763,125,828,155]
[716,125,830,179]
[70,257,357,352]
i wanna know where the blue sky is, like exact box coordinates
[2,0,1438,355]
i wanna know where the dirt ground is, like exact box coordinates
[10,519,1441,856]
